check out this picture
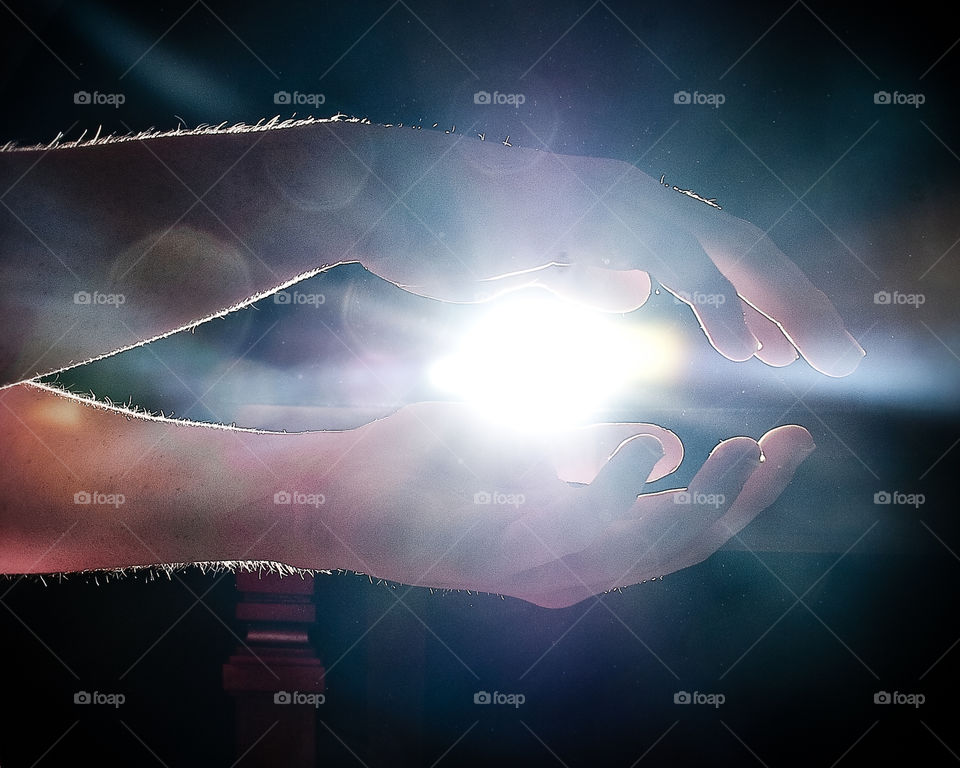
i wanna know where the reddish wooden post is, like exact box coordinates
[222,571,325,766]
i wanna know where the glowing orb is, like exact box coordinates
[429,295,679,430]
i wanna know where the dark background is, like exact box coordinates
[1,1,959,765]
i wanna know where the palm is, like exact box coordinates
[323,402,813,608]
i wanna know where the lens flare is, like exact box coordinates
[429,295,680,430]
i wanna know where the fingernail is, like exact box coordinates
[615,434,664,462]
[799,435,817,458]
[844,329,867,358]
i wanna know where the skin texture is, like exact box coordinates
[0,117,850,607]
[0,117,863,387]
[0,383,813,608]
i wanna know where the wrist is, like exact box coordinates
[0,383,353,575]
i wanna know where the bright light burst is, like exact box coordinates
[429,295,680,430]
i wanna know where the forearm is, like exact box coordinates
[0,383,349,573]
[0,118,682,388]
[0,120,380,388]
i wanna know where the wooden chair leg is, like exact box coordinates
[222,571,325,767]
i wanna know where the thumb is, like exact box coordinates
[584,434,667,518]
[534,263,652,312]
[500,434,664,570]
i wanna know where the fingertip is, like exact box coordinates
[708,435,762,465]
[685,437,763,510]
[662,284,758,362]
[845,329,867,356]
[795,427,816,458]
[609,435,666,476]
[542,265,652,312]
[755,345,800,368]
[759,424,816,462]
[830,330,867,376]
[613,433,666,465]
[698,306,761,363]
[597,433,665,504]
[791,325,866,377]
[715,336,762,364]
[742,302,801,367]
[647,427,684,482]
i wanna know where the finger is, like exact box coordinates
[570,165,759,361]
[570,428,809,588]
[742,299,799,368]
[498,436,769,602]
[466,263,652,314]
[548,422,683,485]
[497,430,808,604]
[634,437,762,571]
[667,425,816,572]
[691,219,865,376]
[533,264,651,313]
[538,171,762,362]
[496,436,758,596]
[655,233,761,363]
[499,434,664,570]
